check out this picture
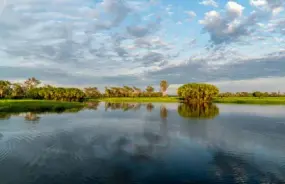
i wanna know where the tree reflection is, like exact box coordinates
[24,112,41,122]
[105,103,141,111]
[160,105,168,119]
[0,113,12,120]
[178,103,219,119]
[85,101,100,110]
[146,103,154,112]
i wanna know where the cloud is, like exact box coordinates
[199,1,268,45]
[146,50,285,85]
[127,17,161,37]
[226,1,244,18]
[250,0,285,15]
[199,0,218,8]
[185,11,197,21]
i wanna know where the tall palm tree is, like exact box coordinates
[160,80,169,97]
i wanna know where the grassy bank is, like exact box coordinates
[213,97,285,104]
[0,100,85,113]
[95,97,179,103]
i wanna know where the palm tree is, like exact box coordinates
[160,80,169,97]
[24,77,41,92]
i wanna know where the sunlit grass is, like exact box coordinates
[0,100,85,112]
[213,97,285,104]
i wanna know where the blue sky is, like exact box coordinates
[0,0,284,93]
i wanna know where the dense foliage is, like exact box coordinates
[178,103,219,119]
[218,91,285,98]
[104,86,162,97]
[178,83,219,103]
[27,87,86,102]
[0,78,168,101]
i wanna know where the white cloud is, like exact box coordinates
[250,0,267,7]
[250,0,285,15]
[226,1,245,18]
[185,11,197,20]
[199,0,218,8]
[272,6,284,16]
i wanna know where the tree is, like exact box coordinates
[0,80,11,98]
[160,80,169,96]
[146,85,155,93]
[177,83,219,103]
[11,83,24,99]
[84,87,101,98]
[253,91,262,98]
[24,77,41,92]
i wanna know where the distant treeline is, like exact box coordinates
[0,78,170,101]
[218,91,285,98]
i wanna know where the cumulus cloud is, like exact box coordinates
[199,0,218,8]
[226,1,244,18]
[199,1,268,45]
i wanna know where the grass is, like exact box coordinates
[213,97,285,104]
[0,99,85,113]
[1,96,285,114]
[95,97,180,103]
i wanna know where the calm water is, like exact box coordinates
[0,102,285,184]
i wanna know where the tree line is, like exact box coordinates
[218,91,285,98]
[0,78,170,101]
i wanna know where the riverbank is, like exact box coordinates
[213,97,285,104]
[96,97,179,103]
[0,100,85,113]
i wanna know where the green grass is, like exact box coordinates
[0,99,85,113]
[95,97,180,103]
[213,97,285,104]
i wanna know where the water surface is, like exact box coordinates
[0,102,285,184]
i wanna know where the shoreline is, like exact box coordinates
[1,97,285,112]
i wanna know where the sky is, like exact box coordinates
[0,0,285,94]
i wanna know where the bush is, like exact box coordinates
[177,83,219,103]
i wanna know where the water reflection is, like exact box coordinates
[0,103,285,183]
[0,106,85,121]
[24,112,41,122]
[105,102,141,111]
[146,103,154,112]
[104,102,219,120]
[85,101,100,110]
[178,103,219,119]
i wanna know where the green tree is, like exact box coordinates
[11,83,24,99]
[146,85,155,93]
[23,77,41,92]
[84,87,101,98]
[160,80,169,96]
[177,83,219,103]
[0,80,11,98]
[253,91,262,98]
